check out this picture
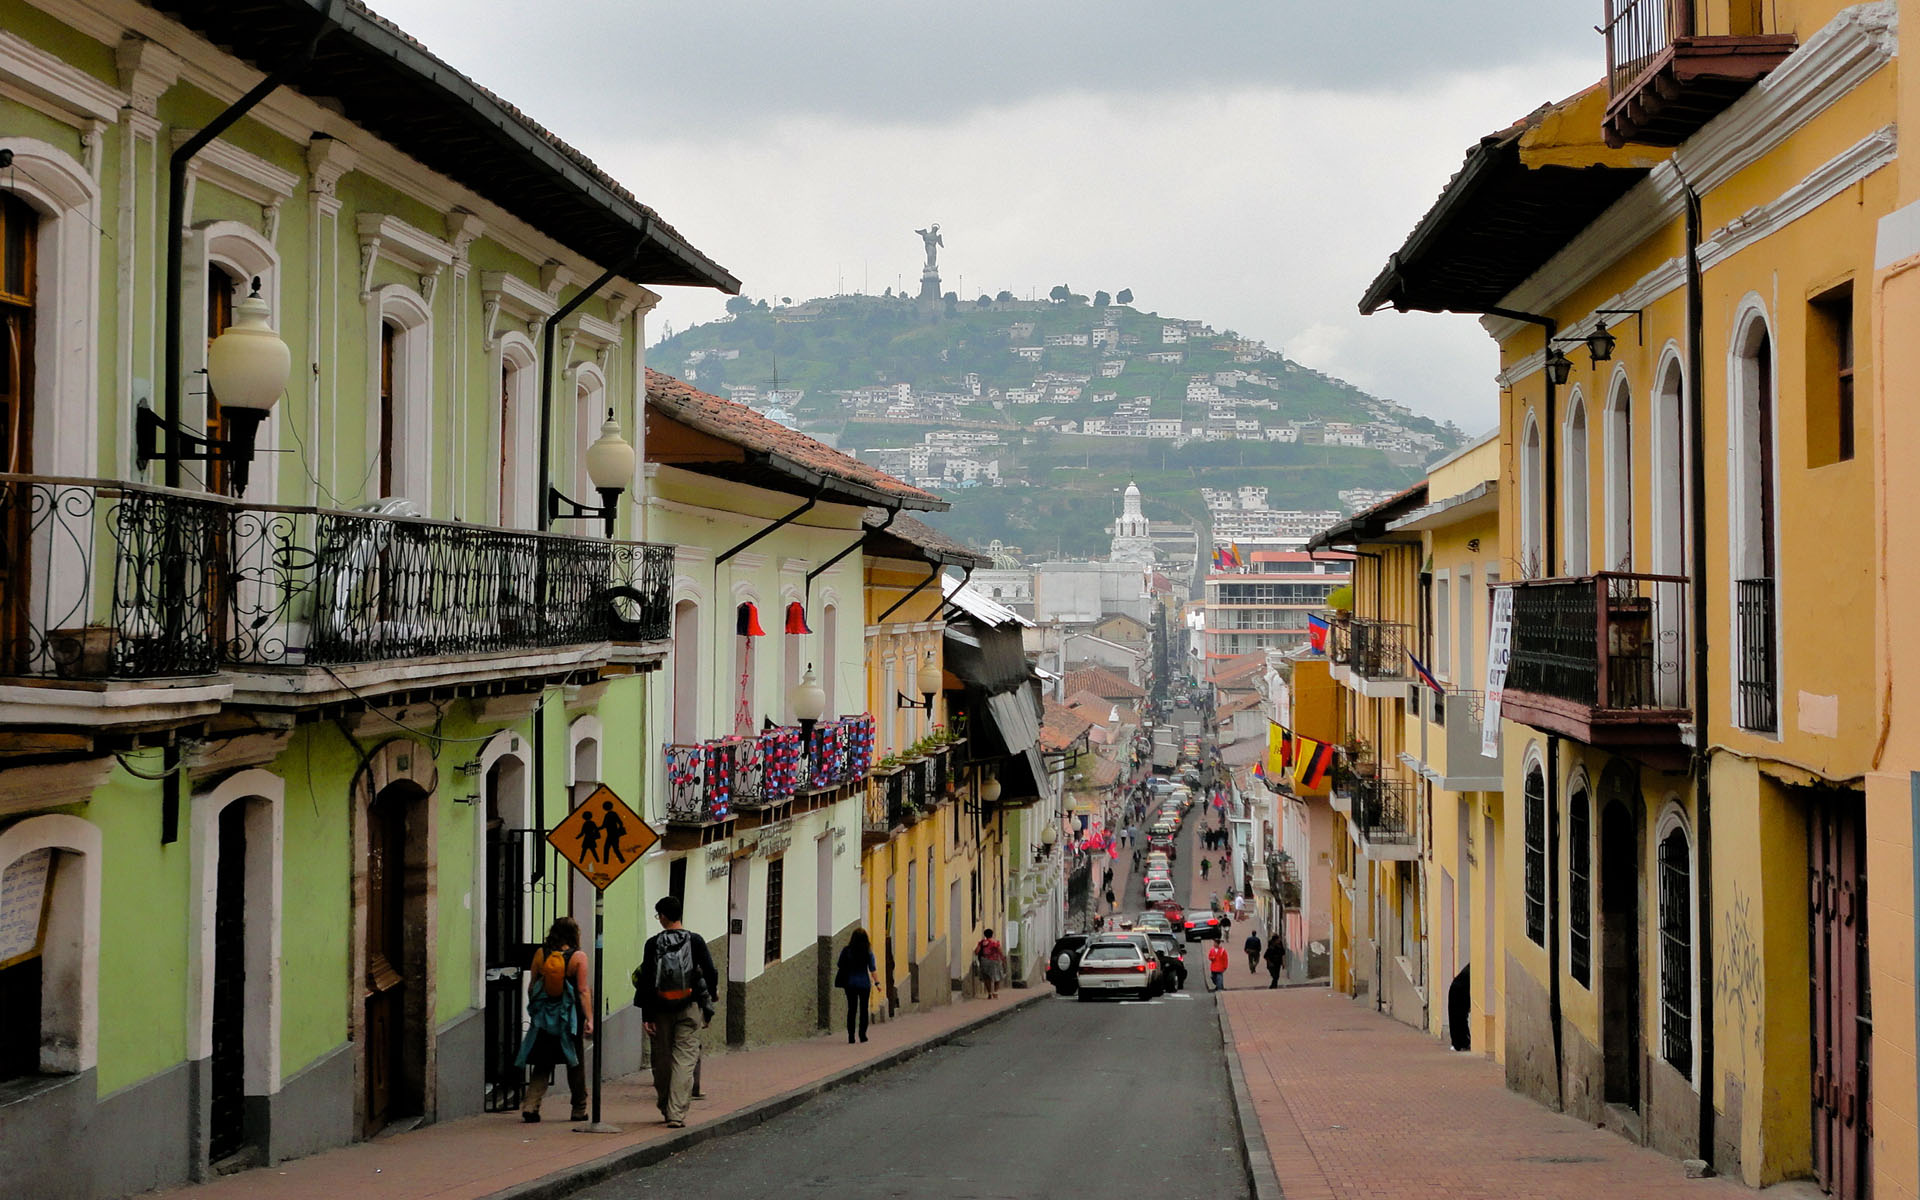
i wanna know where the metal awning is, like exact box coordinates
[986,690,1041,756]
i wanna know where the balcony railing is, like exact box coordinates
[1601,0,1794,147]
[1604,0,1686,96]
[1502,572,1689,715]
[667,718,872,826]
[665,741,731,824]
[1329,618,1353,667]
[1349,619,1412,681]
[1734,576,1778,733]
[805,713,875,790]
[0,475,674,683]
[1352,774,1416,846]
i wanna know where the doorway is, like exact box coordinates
[1810,791,1871,1198]
[481,756,529,1113]
[1599,799,1642,1110]
[208,802,248,1162]
[364,780,428,1137]
[726,856,749,1046]
[884,876,897,1016]
[949,877,963,993]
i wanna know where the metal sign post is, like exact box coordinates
[546,784,658,1135]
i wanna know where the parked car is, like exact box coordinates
[1158,900,1186,929]
[1132,912,1173,935]
[1183,908,1223,941]
[1075,937,1158,1001]
[1045,933,1090,995]
[1145,877,1176,906]
[1145,931,1189,991]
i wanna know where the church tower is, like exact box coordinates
[1109,480,1156,568]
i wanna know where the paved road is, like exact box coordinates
[576,786,1246,1199]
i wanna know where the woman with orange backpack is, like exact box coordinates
[516,917,593,1122]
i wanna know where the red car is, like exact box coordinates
[1183,909,1223,942]
[1159,901,1186,929]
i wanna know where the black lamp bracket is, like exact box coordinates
[896,691,933,711]
[1593,308,1644,347]
[547,485,621,537]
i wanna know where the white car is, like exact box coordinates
[1144,876,1176,905]
[1074,938,1157,1000]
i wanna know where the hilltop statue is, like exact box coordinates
[915,224,943,274]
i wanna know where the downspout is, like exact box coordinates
[1680,167,1717,1172]
[1482,306,1565,1111]
[161,0,336,487]
[531,228,648,879]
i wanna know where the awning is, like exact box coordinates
[986,690,1041,756]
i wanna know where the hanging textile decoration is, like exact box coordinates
[737,601,766,637]
[784,601,811,635]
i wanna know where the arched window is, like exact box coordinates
[1731,310,1779,733]
[821,603,839,718]
[1658,824,1694,1078]
[1651,354,1688,709]
[0,814,100,1080]
[371,286,432,503]
[497,335,537,528]
[1563,393,1589,575]
[672,599,699,745]
[1604,376,1633,572]
[1520,412,1544,578]
[733,601,758,737]
[1523,762,1546,946]
[572,364,607,507]
[1568,782,1592,987]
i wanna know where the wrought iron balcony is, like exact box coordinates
[862,779,891,847]
[0,475,674,685]
[1328,618,1353,667]
[1601,0,1795,148]
[1349,619,1412,681]
[664,741,730,825]
[1498,572,1689,759]
[1352,773,1417,851]
[1734,576,1778,734]
[804,713,875,790]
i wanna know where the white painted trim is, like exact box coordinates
[186,768,284,1093]
[478,270,555,350]
[1725,296,1784,738]
[171,127,298,214]
[491,331,539,528]
[569,360,608,502]
[1518,408,1543,577]
[0,813,101,1073]
[368,282,434,506]
[1561,388,1590,577]
[1602,367,1635,573]
[356,212,455,303]
[0,28,123,124]
[0,136,101,478]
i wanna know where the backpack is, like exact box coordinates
[537,947,572,998]
[653,929,697,1004]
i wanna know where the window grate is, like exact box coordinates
[763,857,784,965]
[1659,831,1693,1076]
[1523,767,1546,947]
[1569,789,1591,987]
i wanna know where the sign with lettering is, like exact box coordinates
[0,848,54,969]
[547,785,655,889]
[1482,585,1514,759]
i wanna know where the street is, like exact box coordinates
[574,781,1248,1200]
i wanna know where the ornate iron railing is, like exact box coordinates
[862,779,889,838]
[884,769,911,825]
[0,474,674,682]
[1501,572,1689,712]
[1349,619,1412,680]
[1353,774,1416,846]
[759,726,803,802]
[1603,0,1687,97]
[1734,576,1778,733]
[664,742,728,823]
[804,713,875,789]
[1328,618,1353,666]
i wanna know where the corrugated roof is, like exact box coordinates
[943,576,1031,628]
[647,371,944,510]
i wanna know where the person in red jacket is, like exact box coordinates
[1206,940,1230,992]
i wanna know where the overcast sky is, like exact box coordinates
[372,1,1603,431]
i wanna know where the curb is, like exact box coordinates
[484,991,1050,1200]
[1216,996,1285,1200]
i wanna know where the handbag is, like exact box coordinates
[833,951,850,989]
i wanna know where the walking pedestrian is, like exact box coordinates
[973,928,1007,999]
[1103,886,1116,911]
[1200,858,1210,880]
[1244,929,1262,974]
[835,928,877,1043]
[1264,934,1287,988]
[635,896,718,1128]
[1206,940,1229,992]
[516,917,591,1123]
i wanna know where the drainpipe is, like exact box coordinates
[1680,167,1717,1173]
[160,0,335,487]
[1480,307,1565,1108]
[530,230,648,879]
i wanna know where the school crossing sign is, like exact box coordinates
[548,784,656,889]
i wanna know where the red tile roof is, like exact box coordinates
[1207,653,1267,687]
[1062,665,1146,702]
[864,509,991,567]
[647,370,944,510]
[1040,702,1094,752]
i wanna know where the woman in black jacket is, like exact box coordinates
[835,928,878,1043]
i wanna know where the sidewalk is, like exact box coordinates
[1222,986,1755,1199]
[157,989,1041,1200]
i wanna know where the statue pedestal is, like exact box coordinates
[918,270,942,302]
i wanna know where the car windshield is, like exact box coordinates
[1084,944,1141,962]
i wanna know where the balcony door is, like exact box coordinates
[1731,314,1779,732]
[1651,358,1687,709]
[0,194,37,676]
[1599,790,1642,1112]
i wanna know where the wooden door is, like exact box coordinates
[364,790,408,1136]
[1811,795,1871,1198]
[1600,801,1642,1108]
[209,803,248,1160]
[0,194,37,676]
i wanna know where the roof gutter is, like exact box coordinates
[762,450,945,512]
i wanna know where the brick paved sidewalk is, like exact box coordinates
[155,989,1036,1200]
[1222,987,1754,1199]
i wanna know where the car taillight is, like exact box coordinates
[1135,963,1149,972]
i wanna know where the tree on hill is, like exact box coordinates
[1049,284,1071,302]
[977,294,992,305]
[725,296,755,316]
[1116,288,1133,305]
[995,290,1014,303]
[1094,290,1110,308]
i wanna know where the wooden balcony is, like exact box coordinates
[1496,572,1690,765]
[1602,0,1794,147]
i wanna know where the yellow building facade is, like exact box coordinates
[1363,3,1898,1190]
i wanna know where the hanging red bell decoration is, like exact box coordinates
[737,601,766,637]
[785,601,812,635]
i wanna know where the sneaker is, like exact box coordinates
[570,1110,589,1122]
[665,1118,686,1128]
[521,1112,540,1123]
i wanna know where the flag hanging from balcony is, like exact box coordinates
[1292,736,1333,791]
[1266,720,1290,779]
[1407,651,1446,696]
[784,601,811,635]
[737,601,766,637]
[1307,613,1330,653]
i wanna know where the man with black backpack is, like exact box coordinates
[634,895,718,1128]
